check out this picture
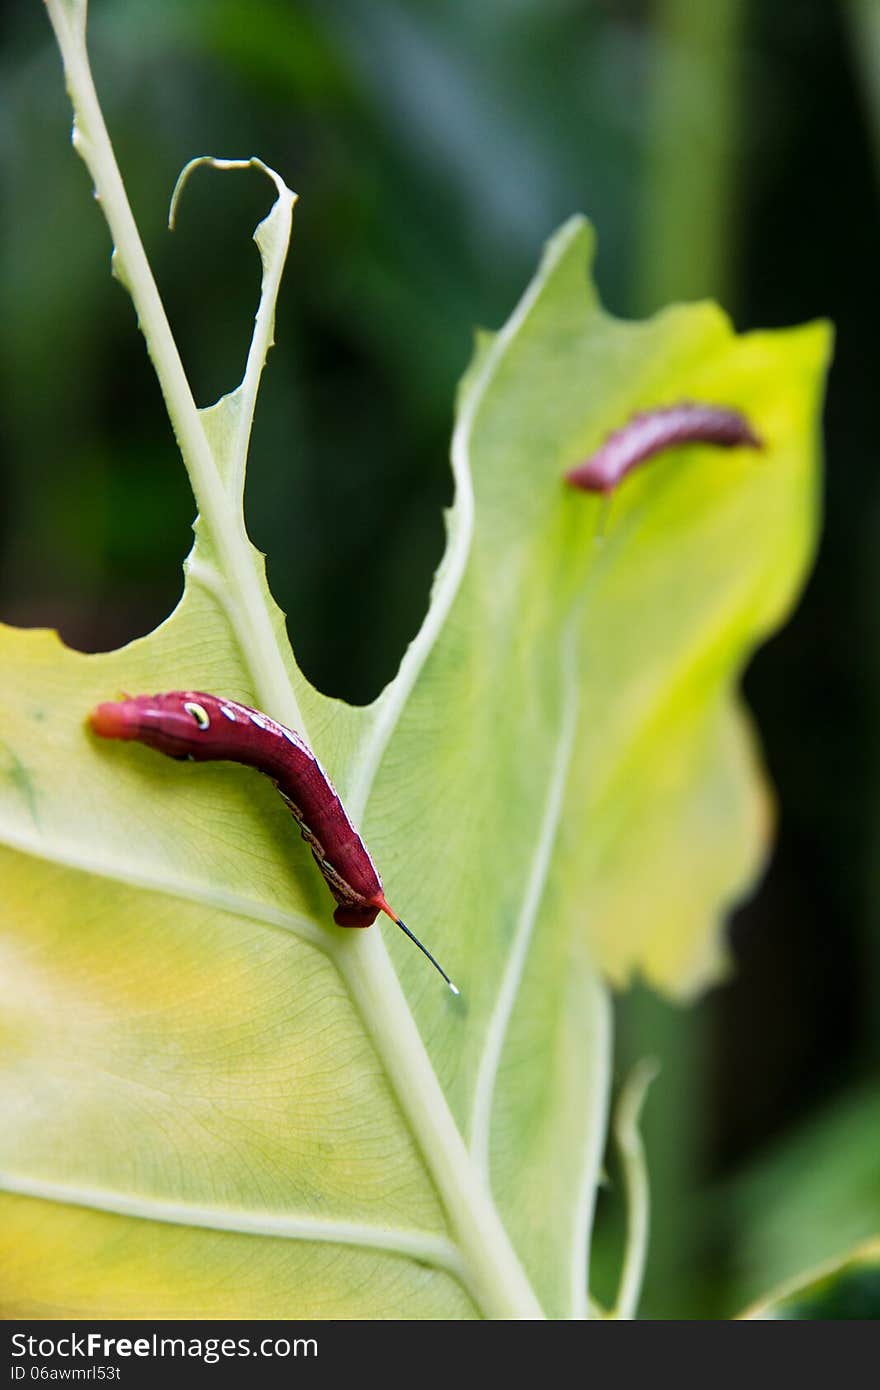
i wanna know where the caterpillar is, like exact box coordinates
[89,691,458,992]
[565,401,762,495]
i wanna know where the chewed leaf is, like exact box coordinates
[741,1239,880,1319]
[376,219,829,1000]
[169,156,297,500]
[5,5,830,1319]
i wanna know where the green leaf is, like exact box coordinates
[715,1083,880,1311]
[741,1239,880,1319]
[1,3,830,1319]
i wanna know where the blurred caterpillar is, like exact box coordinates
[565,402,762,495]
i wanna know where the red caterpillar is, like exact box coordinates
[565,402,762,495]
[89,692,458,992]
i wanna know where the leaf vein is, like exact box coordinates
[468,616,581,1175]
[0,824,328,951]
[0,1173,470,1287]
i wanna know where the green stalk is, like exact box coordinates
[611,1059,659,1319]
[626,0,748,1316]
[635,0,746,314]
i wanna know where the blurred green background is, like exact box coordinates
[2,0,879,1317]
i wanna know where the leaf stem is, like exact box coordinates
[611,1058,658,1319]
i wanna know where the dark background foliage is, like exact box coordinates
[2,0,878,1316]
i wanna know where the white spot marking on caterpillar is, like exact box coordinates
[183,701,210,730]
